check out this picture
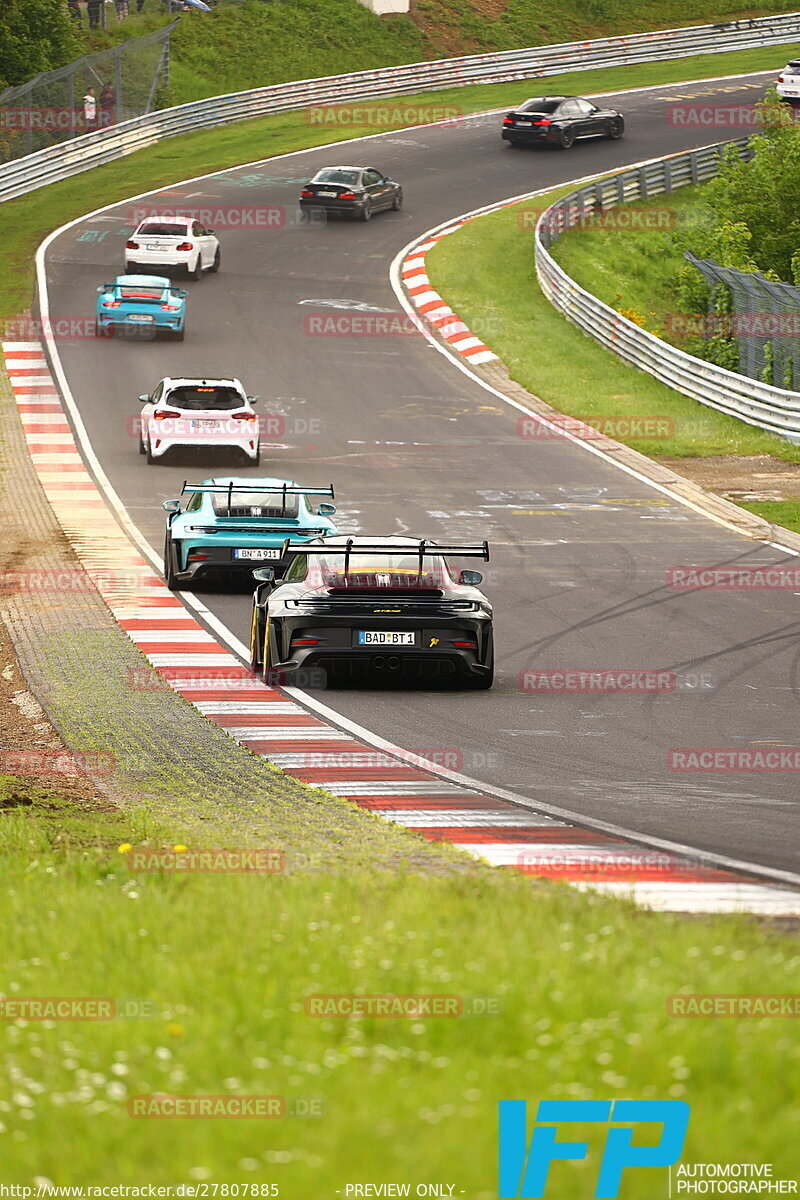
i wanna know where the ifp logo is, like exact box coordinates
[498,1100,689,1197]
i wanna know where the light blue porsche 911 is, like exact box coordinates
[95,274,188,340]
[161,478,338,589]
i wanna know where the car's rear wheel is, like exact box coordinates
[163,533,183,589]
[94,320,111,338]
[361,200,373,222]
[172,325,185,342]
[464,641,494,690]
[506,139,522,148]
[392,191,403,211]
[558,127,575,149]
[608,117,624,139]
[209,246,221,273]
[188,257,202,281]
[249,606,263,672]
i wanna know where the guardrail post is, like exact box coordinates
[690,150,699,185]
[115,48,123,125]
[639,165,648,200]
[663,160,672,194]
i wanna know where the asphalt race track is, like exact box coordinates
[43,71,800,877]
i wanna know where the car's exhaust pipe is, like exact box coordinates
[373,656,386,670]
[386,657,400,670]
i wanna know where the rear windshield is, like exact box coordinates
[313,169,361,186]
[309,552,450,589]
[166,386,244,411]
[118,284,166,302]
[211,491,300,519]
[519,99,560,113]
[787,61,800,71]
[137,222,188,237]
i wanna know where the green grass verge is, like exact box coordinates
[1,41,799,326]
[738,497,800,533]
[75,0,800,106]
[1,799,798,1186]
[425,186,800,462]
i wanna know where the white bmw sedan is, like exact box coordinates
[126,216,220,280]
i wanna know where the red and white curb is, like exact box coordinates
[401,223,498,366]
[5,339,800,915]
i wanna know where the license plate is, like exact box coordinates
[516,119,532,125]
[318,190,338,197]
[234,548,281,560]
[190,420,222,430]
[145,243,161,250]
[358,631,415,646]
[128,314,154,322]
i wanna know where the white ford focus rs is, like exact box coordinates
[138,377,260,465]
[125,215,220,280]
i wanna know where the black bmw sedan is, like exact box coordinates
[502,96,625,149]
[299,166,403,221]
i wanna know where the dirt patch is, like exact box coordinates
[657,455,800,502]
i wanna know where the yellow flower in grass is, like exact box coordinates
[173,844,187,853]
[168,1023,184,1037]
[118,843,133,854]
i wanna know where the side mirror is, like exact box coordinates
[247,395,259,405]
[252,566,275,583]
[318,503,336,516]
[138,393,150,403]
[178,290,189,299]
[459,569,483,586]
[96,285,109,293]
[207,228,215,234]
[162,499,181,513]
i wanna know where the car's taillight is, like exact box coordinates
[339,192,357,199]
[126,240,139,249]
[161,304,181,312]
[454,640,477,647]
[503,115,514,125]
[292,638,319,646]
[102,299,121,308]
[778,74,785,81]
[231,412,256,421]
[533,119,552,126]
[301,189,314,197]
[175,242,193,251]
[154,409,182,420]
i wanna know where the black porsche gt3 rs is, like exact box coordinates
[502,95,625,149]
[249,536,493,689]
[298,166,403,221]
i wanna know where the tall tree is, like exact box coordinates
[0,0,81,89]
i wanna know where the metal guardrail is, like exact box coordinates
[535,140,800,444]
[2,11,800,201]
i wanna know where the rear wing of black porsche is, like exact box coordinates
[182,481,334,514]
[281,538,490,573]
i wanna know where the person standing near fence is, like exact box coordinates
[115,0,129,17]
[67,0,82,20]
[87,0,100,25]
[99,82,116,128]
[83,87,97,132]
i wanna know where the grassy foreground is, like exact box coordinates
[1,41,798,326]
[1,790,799,1189]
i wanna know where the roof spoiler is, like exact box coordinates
[280,538,490,573]
[181,483,335,497]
